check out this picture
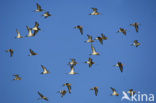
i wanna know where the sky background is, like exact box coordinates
[0,0,156,103]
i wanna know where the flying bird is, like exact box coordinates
[110,87,119,96]
[74,25,83,35]
[85,57,95,68]
[68,58,78,68]
[89,8,101,15]
[42,11,51,18]
[15,29,23,38]
[114,62,124,72]
[26,26,34,37]
[101,33,108,40]
[90,86,98,96]
[38,91,48,101]
[117,28,127,35]
[130,22,139,32]
[128,89,136,96]
[34,3,44,12]
[90,44,100,55]
[29,49,38,56]
[6,49,14,57]
[13,74,22,80]
[63,83,72,94]
[32,22,40,35]
[85,35,94,43]
[95,36,103,44]
[131,40,141,47]
[68,66,78,75]
[57,90,67,97]
[41,65,50,74]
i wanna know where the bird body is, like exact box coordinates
[90,44,100,55]
[6,49,14,57]
[58,90,67,97]
[90,86,98,96]
[85,57,94,68]
[34,3,44,12]
[26,26,34,37]
[131,40,141,47]
[16,29,23,38]
[111,87,119,96]
[13,74,22,80]
[41,65,50,74]
[74,25,83,35]
[29,49,38,56]
[130,22,139,32]
[89,8,101,15]
[42,12,51,18]
[117,28,127,35]
[63,83,72,94]
[85,35,94,43]
[38,91,48,101]
[68,58,77,68]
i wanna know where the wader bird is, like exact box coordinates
[26,26,34,37]
[89,8,101,15]
[90,86,98,96]
[38,91,48,101]
[131,40,141,47]
[63,83,72,94]
[13,74,22,80]
[41,65,50,74]
[57,90,67,97]
[29,49,38,56]
[85,35,94,43]
[95,36,103,44]
[114,62,124,72]
[74,25,83,35]
[42,11,51,18]
[130,22,139,32]
[68,58,78,68]
[68,66,78,75]
[34,3,44,12]
[32,22,40,35]
[117,28,127,35]
[128,89,136,96]
[15,29,23,38]
[110,87,119,96]
[85,57,95,68]
[90,44,100,55]
[6,49,14,57]
[101,33,108,40]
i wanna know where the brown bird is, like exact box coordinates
[90,44,100,55]
[63,83,72,94]
[128,89,136,96]
[68,66,78,75]
[117,28,127,35]
[85,57,95,68]
[110,87,119,96]
[42,11,51,18]
[13,74,22,80]
[15,29,23,38]
[29,49,38,56]
[57,90,67,98]
[41,65,50,74]
[32,21,40,36]
[6,49,14,57]
[68,58,78,68]
[131,40,141,47]
[130,22,139,32]
[89,8,101,15]
[74,25,83,35]
[34,3,44,12]
[90,86,98,96]
[85,35,94,43]
[38,91,48,101]
[114,62,124,72]
[101,33,108,40]
[26,26,34,37]
[95,36,103,44]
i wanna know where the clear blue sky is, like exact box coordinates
[0,0,156,103]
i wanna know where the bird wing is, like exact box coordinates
[37,3,41,10]
[41,65,47,71]
[91,44,96,53]
[10,49,14,57]
[95,88,98,96]
[118,63,123,72]
[38,91,44,98]
[111,87,116,92]
[79,27,83,35]
[98,37,103,44]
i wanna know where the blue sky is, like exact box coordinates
[0,0,156,103]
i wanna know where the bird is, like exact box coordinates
[38,91,48,101]
[90,86,98,96]
[32,22,40,36]
[110,87,119,96]
[130,22,139,32]
[6,49,14,57]
[68,58,78,68]
[101,33,108,40]
[127,89,136,96]
[63,83,72,94]
[13,74,22,80]
[57,90,67,97]
[15,29,23,38]
[117,28,127,35]
[29,49,38,56]
[131,40,141,47]
[41,65,50,74]
[74,25,83,35]
[89,8,101,15]
[95,36,103,44]
[90,44,100,55]
[114,62,124,72]
[85,35,94,43]
[42,11,51,18]
[26,26,34,37]
[85,57,95,68]
[34,3,44,12]
[68,66,78,75]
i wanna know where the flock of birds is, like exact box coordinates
[6,2,142,101]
